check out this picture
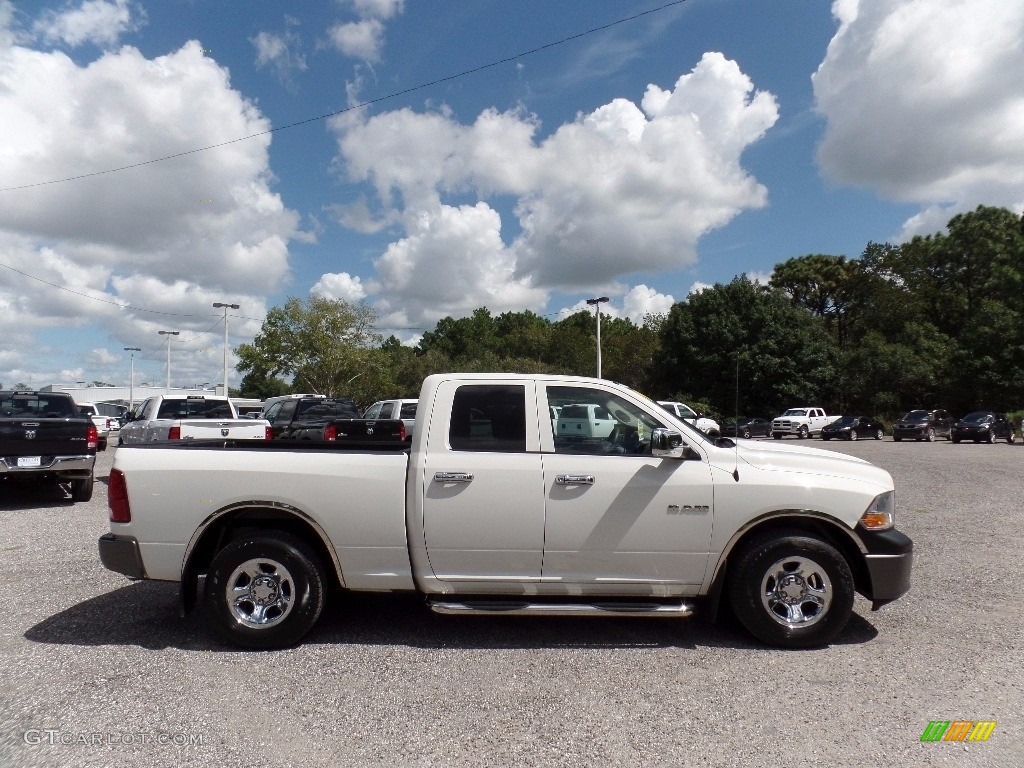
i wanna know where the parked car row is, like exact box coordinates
[706,408,1020,445]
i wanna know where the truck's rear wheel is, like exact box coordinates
[205,532,325,649]
[727,531,854,648]
[70,475,94,502]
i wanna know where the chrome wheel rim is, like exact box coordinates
[760,556,832,628]
[226,557,296,629]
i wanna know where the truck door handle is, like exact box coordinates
[555,474,595,485]
[434,471,474,483]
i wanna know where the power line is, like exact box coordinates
[0,0,689,193]
[0,261,263,323]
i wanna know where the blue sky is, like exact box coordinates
[1,0,1021,389]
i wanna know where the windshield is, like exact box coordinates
[156,399,233,419]
[783,409,807,416]
[961,412,992,424]
[834,416,858,426]
[902,410,929,421]
[296,399,359,419]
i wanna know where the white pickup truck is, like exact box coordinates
[772,407,838,439]
[77,402,116,451]
[117,394,270,445]
[99,373,912,650]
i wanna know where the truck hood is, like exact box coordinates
[707,439,892,491]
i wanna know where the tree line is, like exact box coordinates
[237,205,1024,423]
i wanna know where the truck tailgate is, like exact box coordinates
[0,420,92,458]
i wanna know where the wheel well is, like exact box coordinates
[708,515,869,617]
[180,506,342,614]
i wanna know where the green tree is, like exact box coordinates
[654,277,840,418]
[235,296,381,397]
[237,372,292,400]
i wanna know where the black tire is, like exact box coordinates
[850,429,858,441]
[742,429,751,439]
[205,531,325,649]
[798,426,809,440]
[874,429,883,440]
[727,530,855,648]
[821,435,831,441]
[893,435,902,442]
[70,475,94,502]
[773,433,783,440]
[98,439,107,452]
[925,428,935,442]
[952,436,961,444]
[986,429,996,444]
[1009,431,1016,444]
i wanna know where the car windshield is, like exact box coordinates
[962,412,992,424]
[783,409,807,416]
[659,402,697,418]
[902,410,929,421]
[156,399,233,419]
[297,399,359,419]
[835,416,858,426]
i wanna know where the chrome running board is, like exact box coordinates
[427,599,693,619]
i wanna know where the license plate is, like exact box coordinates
[17,456,42,468]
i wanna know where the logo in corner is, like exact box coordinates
[921,721,996,742]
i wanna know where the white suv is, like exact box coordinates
[656,401,721,436]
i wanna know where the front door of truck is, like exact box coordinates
[540,384,714,588]
[421,381,545,582]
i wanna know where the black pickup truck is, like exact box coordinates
[263,396,406,442]
[0,390,98,501]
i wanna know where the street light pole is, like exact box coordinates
[158,331,179,388]
[123,347,141,409]
[212,302,240,395]
[586,296,610,378]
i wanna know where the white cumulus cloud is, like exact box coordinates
[331,53,777,325]
[251,22,307,86]
[33,0,144,48]
[0,35,298,385]
[814,0,1024,237]
[311,272,367,302]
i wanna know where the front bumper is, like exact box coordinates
[98,533,146,579]
[859,528,913,609]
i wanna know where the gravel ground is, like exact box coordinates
[1,438,1021,768]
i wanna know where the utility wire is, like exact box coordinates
[0,0,688,193]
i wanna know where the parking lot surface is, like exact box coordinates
[1,439,1022,767]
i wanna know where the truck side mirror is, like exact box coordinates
[651,428,698,460]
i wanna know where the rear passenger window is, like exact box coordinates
[449,386,526,452]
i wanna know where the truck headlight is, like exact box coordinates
[860,491,894,530]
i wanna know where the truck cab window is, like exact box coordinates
[449,385,526,452]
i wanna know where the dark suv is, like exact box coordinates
[892,409,954,442]
[951,411,1016,444]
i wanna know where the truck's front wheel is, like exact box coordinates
[727,531,854,648]
[205,532,325,649]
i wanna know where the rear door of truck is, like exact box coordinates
[419,380,545,582]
